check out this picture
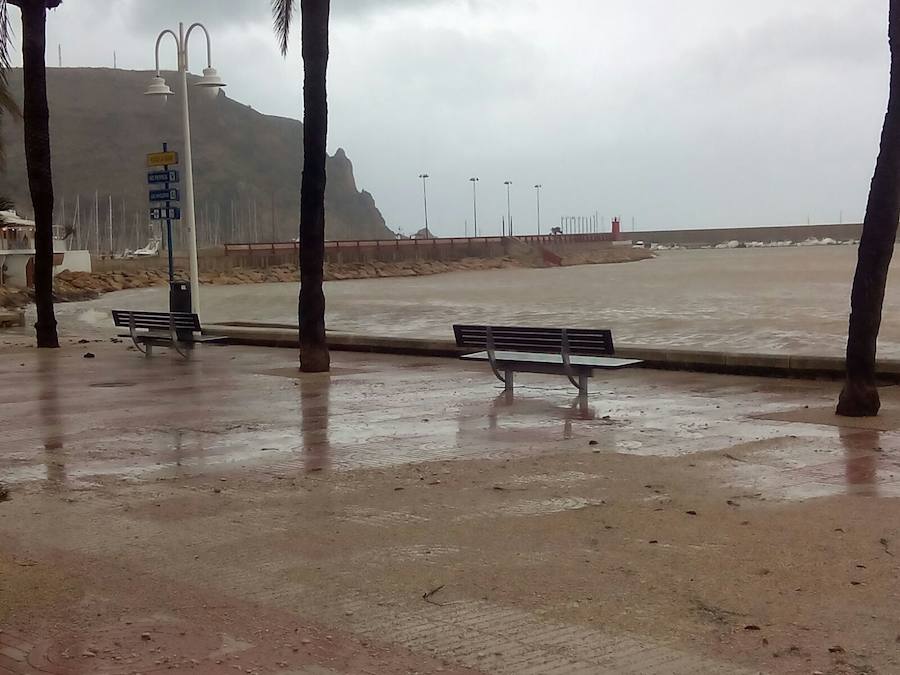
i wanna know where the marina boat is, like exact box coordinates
[0,210,92,288]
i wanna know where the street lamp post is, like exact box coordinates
[504,180,513,237]
[418,173,430,238]
[533,184,542,235]
[469,177,479,238]
[144,22,226,313]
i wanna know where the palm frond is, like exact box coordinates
[0,0,14,109]
[0,1,8,70]
[271,0,295,56]
[0,0,19,168]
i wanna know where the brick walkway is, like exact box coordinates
[3,341,899,673]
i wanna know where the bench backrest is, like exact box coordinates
[112,310,201,332]
[453,324,615,356]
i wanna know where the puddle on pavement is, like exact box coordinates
[495,497,606,517]
[361,544,461,562]
[717,428,900,500]
[509,471,597,486]
[339,507,431,527]
[8,366,900,509]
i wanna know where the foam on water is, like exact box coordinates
[77,307,113,328]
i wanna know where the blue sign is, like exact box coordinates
[150,207,181,221]
[149,188,179,202]
[147,170,179,184]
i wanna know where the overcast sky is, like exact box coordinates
[5,0,891,236]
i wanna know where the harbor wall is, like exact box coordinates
[631,223,862,246]
[92,235,619,273]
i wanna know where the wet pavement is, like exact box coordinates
[2,339,900,673]
[1,340,878,493]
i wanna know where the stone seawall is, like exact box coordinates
[0,246,653,311]
[92,238,624,274]
[631,223,862,246]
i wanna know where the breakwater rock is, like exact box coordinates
[0,247,652,311]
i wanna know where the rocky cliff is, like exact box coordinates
[0,67,393,246]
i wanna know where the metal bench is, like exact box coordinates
[453,324,643,400]
[112,309,225,358]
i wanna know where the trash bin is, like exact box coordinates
[169,281,193,342]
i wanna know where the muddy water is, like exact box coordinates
[51,245,900,357]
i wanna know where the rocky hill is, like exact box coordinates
[0,67,393,249]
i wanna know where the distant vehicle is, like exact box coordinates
[550,226,563,235]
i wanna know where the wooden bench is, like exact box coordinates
[112,309,225,358]
[453,324,642,399]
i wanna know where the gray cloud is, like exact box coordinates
[128,0,266,31]
[4,0,892,234]
[126,0,430,32]
[677,1,883,95]
[335,0,431,17]
[125,0,500,33]
[332,0,516,18]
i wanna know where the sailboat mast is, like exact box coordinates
[93,190,99,255]
[73,194,80,249]
[108,195,113,255]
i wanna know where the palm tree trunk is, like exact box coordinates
[19,0,58,348]
[838,0,900,416]
[298,0,330,372]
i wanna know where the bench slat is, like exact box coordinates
[456,328,611,340]
[119,322,198,330]
[112,309,201,332]
[461,350,641,369]
[112,314,194,320]
[116,332,226,344]
[112,318,197,325]
[113,313,197,321]
[453,324,615,356]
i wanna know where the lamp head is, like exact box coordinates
[144,75,174,97]
[195,67,226,101]
[196,67,226,89]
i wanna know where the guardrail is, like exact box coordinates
[223,232,617,255]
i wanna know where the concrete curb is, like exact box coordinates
[205,324,464,358]
[203,322,900,382]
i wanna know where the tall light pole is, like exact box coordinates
[534,184,542,235]
[469,177,479,238]
[144,22,226,313]
[504,180,513,237]
[418,173,430,238]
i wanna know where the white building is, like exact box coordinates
[0,210,92,288]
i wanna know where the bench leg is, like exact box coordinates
[145,343,153,358]
[577,373,588,405]
[173,340,189,359]
[504,370,514,392]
